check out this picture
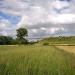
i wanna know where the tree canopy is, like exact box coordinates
[16,28,28,39]
[0,28,28,45]
[0,36,14,45]
[16,28,28,44]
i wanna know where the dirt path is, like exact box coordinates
[56,46,75,54]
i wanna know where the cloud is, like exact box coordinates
[17,6,48,28]
[0,0,75,39]
[48,14,75,24]
[0,18,16,36]
[0,19,11,30]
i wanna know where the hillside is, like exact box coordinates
[38,36,75,45]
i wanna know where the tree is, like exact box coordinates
[16,28,28,39]
[16,28,28,44]
[0,36,14,45]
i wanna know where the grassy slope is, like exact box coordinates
[39,37,75,45]
[0,45,75,75]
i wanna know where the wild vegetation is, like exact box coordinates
[0,45,75,75]
[0,28,75,75]
[40,36,75,45]
[0,28,28,45]
[0,27,75,45]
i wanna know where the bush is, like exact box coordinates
[43,42,49,46]
[0,36,14,45]
[16,38,28,45]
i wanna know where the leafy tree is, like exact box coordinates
[0,36,14,45]
[16,28,28,44]
[16,38,28,44]
[16,28,28,39]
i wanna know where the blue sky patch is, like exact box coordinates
[0,11,21,25]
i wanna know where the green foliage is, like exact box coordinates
[16,38,28,44]
[0,45,75,75]
[16,28,28,39]
[43,42,49,46]
[0,28,28,45]
[0,36,14,45]
[41,36,75,45]
[16,28,28,44]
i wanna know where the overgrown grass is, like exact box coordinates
[39,37,75,45]
[0,45,75,75]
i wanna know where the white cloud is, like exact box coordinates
[40,27,46,31]
[48,14,75,24]
[0,19,11,30]
[0,0,75,38]
[47,27,65,34]
[50,0,69,10]
[31,29,38,33]
[0,19,16,36]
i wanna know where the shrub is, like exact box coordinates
[43,42,49,46]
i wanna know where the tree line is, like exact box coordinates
[0,28,28,45]
[1,27,75,45]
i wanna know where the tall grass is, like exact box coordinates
[0,45,75,75]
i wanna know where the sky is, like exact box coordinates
[0,0,75,39]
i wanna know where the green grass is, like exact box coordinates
[0,45,75,75]
[39,37,75,45]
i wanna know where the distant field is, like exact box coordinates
[39,36,75,45]
[56,46,75,54]
[0,45,75,75]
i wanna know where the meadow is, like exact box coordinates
[0,45,75,75]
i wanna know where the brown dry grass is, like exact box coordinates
[56,46,75,54]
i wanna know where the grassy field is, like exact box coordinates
[56,46,75,54]
[0,45,75,75]
[39,36,75,45]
